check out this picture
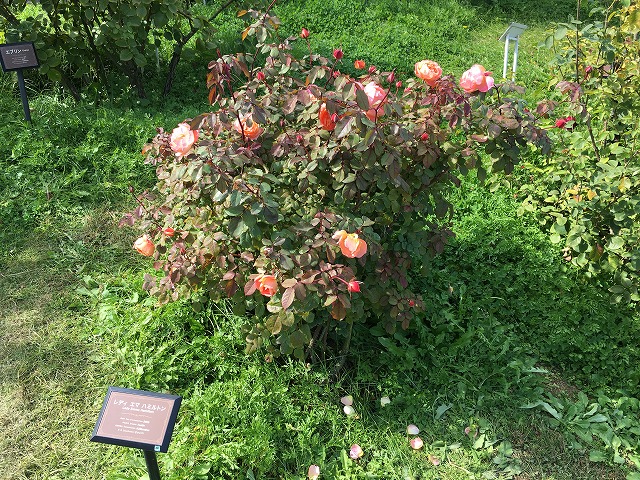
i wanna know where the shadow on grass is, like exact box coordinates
[0,238,115,480]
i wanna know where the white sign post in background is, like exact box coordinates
[499,22,528,81]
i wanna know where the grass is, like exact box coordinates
[2,0,639,478]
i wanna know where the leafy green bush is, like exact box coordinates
[514,1,640,303]
[127,9,548,360]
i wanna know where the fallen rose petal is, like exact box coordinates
[428,454,441,465]
[340,395,353,406]
[407,424,420,435]
[410,437,424,450]
[380,396,391,407]
[349,444,363,459]
[308,464,320,479]
[343,405,355,415]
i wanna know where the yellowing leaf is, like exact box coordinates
[619,177,631,192]
[587,189,597,200]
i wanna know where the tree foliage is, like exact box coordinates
[0,0,254,99]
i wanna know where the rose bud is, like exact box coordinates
[368,65,377,74]
[300,28,310,39]
[256,71,265,81]
[420,132,429,141]
[354,59,366,70]
[347,280,362,294]
[396,81,402,89]
[163,227,175,237]
[387,72,395,83]
[333,48,343,60]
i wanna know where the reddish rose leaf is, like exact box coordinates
[244,278,257,295]
[331,301,346,320]
[294,282,307,300]
[282,287,295,310]
[281,278,298,288]
[225,279,237,297]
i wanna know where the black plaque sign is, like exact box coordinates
[91,387,181,453]
[0,42,39,72]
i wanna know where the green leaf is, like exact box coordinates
[544,35,554,49]
[435,403,453,420]
[554,25,568,40]
[589,450,607,462]
[194,463,212,475]
[607,236,624,251]
[120,50,133,62]
[356,88,370,111]
[47,68,62,82]
[289,330,307,349]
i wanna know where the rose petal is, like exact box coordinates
[380,396,391,407]
[308,464,320,479]
[340,395,353,406]
[428,454,441,466]
[343,405,355,415]
[410,437,424,450]
[407,424,420,435]
[349,444,363,459]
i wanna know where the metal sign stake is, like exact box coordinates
[499,23,527,81]
[144,450,162,480]
[16,69,32,123]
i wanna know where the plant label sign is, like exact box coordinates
[91,387,181,453]
[0,42,39,72]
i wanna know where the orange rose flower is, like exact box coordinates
[133,234,155,257]
[354,59,366,70]
[319,103,337,131]
[333,230,367,258]
[414,60,442,87]
[254,274,278,297]
[170,123,198,156]
[234,114,264,140]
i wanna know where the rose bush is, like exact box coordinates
[514,1,640,303]
[124,9,549,359]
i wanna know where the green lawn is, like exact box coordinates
[2,0,639,479]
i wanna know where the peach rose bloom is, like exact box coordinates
[319,103,337,131]
[254,274,278,297]
[333,230,367,258]
[170,123,198,156]
[354,59,366,70]
[414,60,442,87]
[459,64,495,93]
[364,82,387,121]
[133,234,155,257]
[234,114,264,140]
